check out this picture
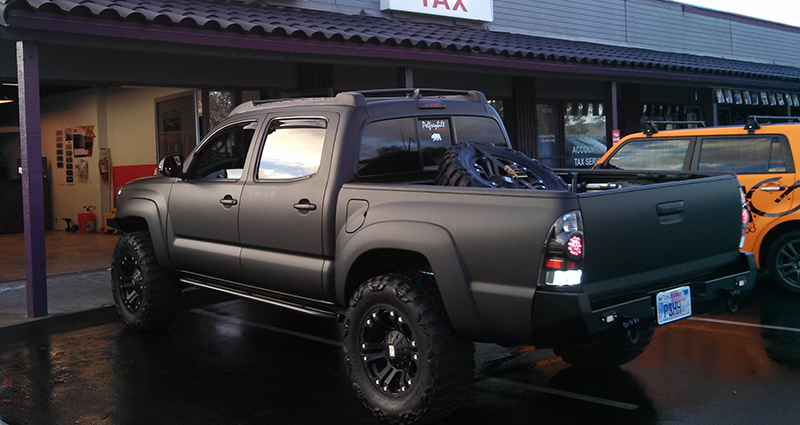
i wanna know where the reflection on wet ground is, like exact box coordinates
[1,281,800,425]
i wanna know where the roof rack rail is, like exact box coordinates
[644,120,706,137]
[744,115,800,132]
[229,93,367,115]
[351,88,488,103]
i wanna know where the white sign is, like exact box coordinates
[381,0,493,22]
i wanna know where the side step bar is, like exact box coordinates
[180,278,340,320]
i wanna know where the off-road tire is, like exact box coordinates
[342,273,475,424]
[435,143,567,191]
[766,230,800,294]
[111,231,181,330]
[554,324,655,370]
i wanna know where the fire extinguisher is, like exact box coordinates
[99,157,110,181]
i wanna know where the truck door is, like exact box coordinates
[238,115,336,299]
[167,121,258,281]
[695,135,795,254]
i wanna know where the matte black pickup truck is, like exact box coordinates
[111,89,756,424]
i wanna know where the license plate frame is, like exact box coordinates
[656,286,692,325]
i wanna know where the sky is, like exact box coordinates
[676,0,800,28]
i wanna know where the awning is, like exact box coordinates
[2,0,800,86]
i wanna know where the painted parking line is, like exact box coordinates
[476,376,640,410]
[689,317,800,333]
[189,308,342,347]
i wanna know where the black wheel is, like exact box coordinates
[111,232,181,330]
[554,324,655,370]
[342,273,475,424]
[435,143,567,191]
[767,230,800,294]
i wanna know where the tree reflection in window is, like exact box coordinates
[209,91,234,130]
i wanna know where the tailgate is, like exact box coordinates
[577,174,743,302]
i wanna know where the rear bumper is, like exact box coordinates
[530,251,757,347]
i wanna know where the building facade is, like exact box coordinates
[2,0,800,312]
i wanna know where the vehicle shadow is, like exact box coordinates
[759,292,800,367]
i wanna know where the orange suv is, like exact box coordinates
[595,116,800,294]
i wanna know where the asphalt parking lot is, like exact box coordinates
[0,280,799,425]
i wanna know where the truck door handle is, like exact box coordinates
[293,199,317,213]
[219,195,238,207]
[760,186,785,192]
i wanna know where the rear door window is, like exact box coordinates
[358,118,420,176]
[605,138,691,170]
[697,136,792,174]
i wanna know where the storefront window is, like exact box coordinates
[564,102,606,168]
[156,91,199,161]
[209,90,235,129]
[535,104,562,168]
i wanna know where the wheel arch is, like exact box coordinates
[336,221,486,340]
[758,220,800,269]
[115,198,171,269]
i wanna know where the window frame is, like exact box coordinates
[356,114,507,179]
[603,136,695,171]
[185,119,259,181]
[253,116,330,183]
[691,134,795,174]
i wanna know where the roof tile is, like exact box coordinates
[3,0,800,82]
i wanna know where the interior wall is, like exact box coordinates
[40,89,101,228]
[105,87,186,166]
[39,86,186,226]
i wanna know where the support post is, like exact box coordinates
[17,40,47,318]
[398,67,413,89]
[610,81,619,132]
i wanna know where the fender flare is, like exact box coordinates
[336,221,486,339]
[116,198,171,268]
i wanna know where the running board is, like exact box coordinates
[180,278,339,320]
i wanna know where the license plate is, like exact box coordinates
[656,286,692,325]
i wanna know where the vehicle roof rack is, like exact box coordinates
[351,88,488,103]
[644,120,706,137]
[744,115,800,133]
[229,88,489,116]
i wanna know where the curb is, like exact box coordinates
[0,287,236,344]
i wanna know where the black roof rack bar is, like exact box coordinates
[645,120,707,127]
[352,88,487,103]
[643,120,706,137]
[744,116,800,132]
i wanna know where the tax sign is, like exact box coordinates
[380,0,494,22]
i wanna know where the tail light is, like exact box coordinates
[740,186,749,249]
[541,210,584,287]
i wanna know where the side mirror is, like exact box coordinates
[158,155,184,178]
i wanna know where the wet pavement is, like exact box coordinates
[1,280,799,425]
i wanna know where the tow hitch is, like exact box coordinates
[725,289,742,313]
[621,318,641,344]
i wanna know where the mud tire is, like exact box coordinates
[111,231,181,330]
[435,143,567,191]
[342,273,475,424]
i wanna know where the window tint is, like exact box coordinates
[698,137,774,174]
[192,122,256,179]
[606,138,690,170]
[359,118,420,176]
[453,116,505,145]
[769,139,787,172]
[258,119,326,180]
